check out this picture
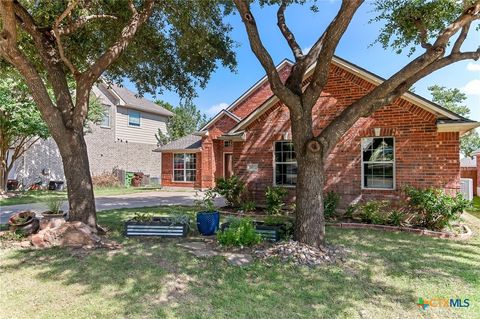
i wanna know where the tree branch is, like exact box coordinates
[317,48,480,158]
[0,2,66,135]
[277,1,303,60]
[413,19,432,49]
[75,0,155,127]
[58,14,118,36]
[302,0,363,109]
[452,22,470,53]
[233,0,300,108]
[53,0,80,76]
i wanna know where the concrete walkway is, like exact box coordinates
[0,190,226,224]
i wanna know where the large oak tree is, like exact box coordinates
[233,0,480,246]
[0,0,235,229]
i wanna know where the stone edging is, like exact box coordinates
[326,222,473,240]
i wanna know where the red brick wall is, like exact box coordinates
[161,152,202,188]
[229,63,292,119]
[234,65,460,207]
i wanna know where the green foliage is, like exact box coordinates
[428,85,480,158]
[428,85,469,117]
[324,191,340,220]
[345,204,357,219]
[265,186,288,215]
[388,210,405,227]
[214,176,245,207]
[132,212,154,223]
[405,186,470,230]
[194,189,217,212]
[372,0,466,55]
[240,200,256,213]
[45,197,64,214]
[217,217,262,247]
[155,100,207,145]
[358,200,389,225]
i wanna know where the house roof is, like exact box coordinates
[460,157,477,168]
[153,134,202,152]
[198,109,241,132]
[104,83,174,117]
[226,55,479,135]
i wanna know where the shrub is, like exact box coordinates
[387,210,405,226]
[345,204,357,219]
[46,197,64,213]
[324,191,340,220]
[405,186,469,230]
[358,200,389,224]
[215,176,245,207]
[240,200,256,213]
[217,217,263,247]
[194,189,217,212]
[92,172,121,188]
[265,186,288,215]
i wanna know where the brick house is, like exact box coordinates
[155,57,479,206]
[9,83,172,187]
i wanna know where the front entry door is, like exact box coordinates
[224,153,233,178]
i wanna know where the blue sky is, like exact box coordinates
[125,1,480,121]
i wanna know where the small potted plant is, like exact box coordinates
[195,189,219,236]
[8,211,39,235]
[124,212,190,237]
[42,197,65,219]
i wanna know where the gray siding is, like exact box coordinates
[116,106,168,145]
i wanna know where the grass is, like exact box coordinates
[0,207,479,319]
[0,187,161,206]
[467,196,480,219]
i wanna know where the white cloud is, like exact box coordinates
[461,79,480,95]
[467,63,480,72]
[205,102,228,116]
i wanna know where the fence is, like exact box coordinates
[460,178,473,201]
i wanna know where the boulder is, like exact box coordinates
[39,217,66,230]
[31,221,101,248]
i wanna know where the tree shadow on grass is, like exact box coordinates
[1,210,479,318]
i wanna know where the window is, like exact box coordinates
[100,105,110,127]
[361,137,395,189]
[274,141,297,186]
[224,140,232,148]
[128,110,141,127]
[173,153,196,182]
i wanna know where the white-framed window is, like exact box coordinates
[361,137,395,189]
[128,109,141,127]
[224,140,232,148]
[173,153,196,182]
[100,105,111,128]
[274,141,297,186]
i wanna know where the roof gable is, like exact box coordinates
[198,109,241,132]
[228,56,475,134]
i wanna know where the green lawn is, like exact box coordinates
[0,206,479,319]
[0,187,161,206]
[467,196,480,219]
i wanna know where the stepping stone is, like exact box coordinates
[177,242,208,251]
[223,253,253,266]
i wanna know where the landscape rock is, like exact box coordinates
[223,253,253,266]
[39,217,66,230]
[31,221,102,248]
[254,240,345,266]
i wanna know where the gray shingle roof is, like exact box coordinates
[108,84,174,117]
[154,134,202,152]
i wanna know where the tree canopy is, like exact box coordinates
[155,100,207,145]
[429,85,480,158]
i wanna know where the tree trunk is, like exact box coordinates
[55,130,97,229]
[290,109,326,248]
[294,153,326,247]
[0,162,7,192]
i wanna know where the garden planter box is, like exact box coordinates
[125,217,188,237]
[253,222,283,242]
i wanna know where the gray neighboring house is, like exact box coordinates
[9,83,173,187]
